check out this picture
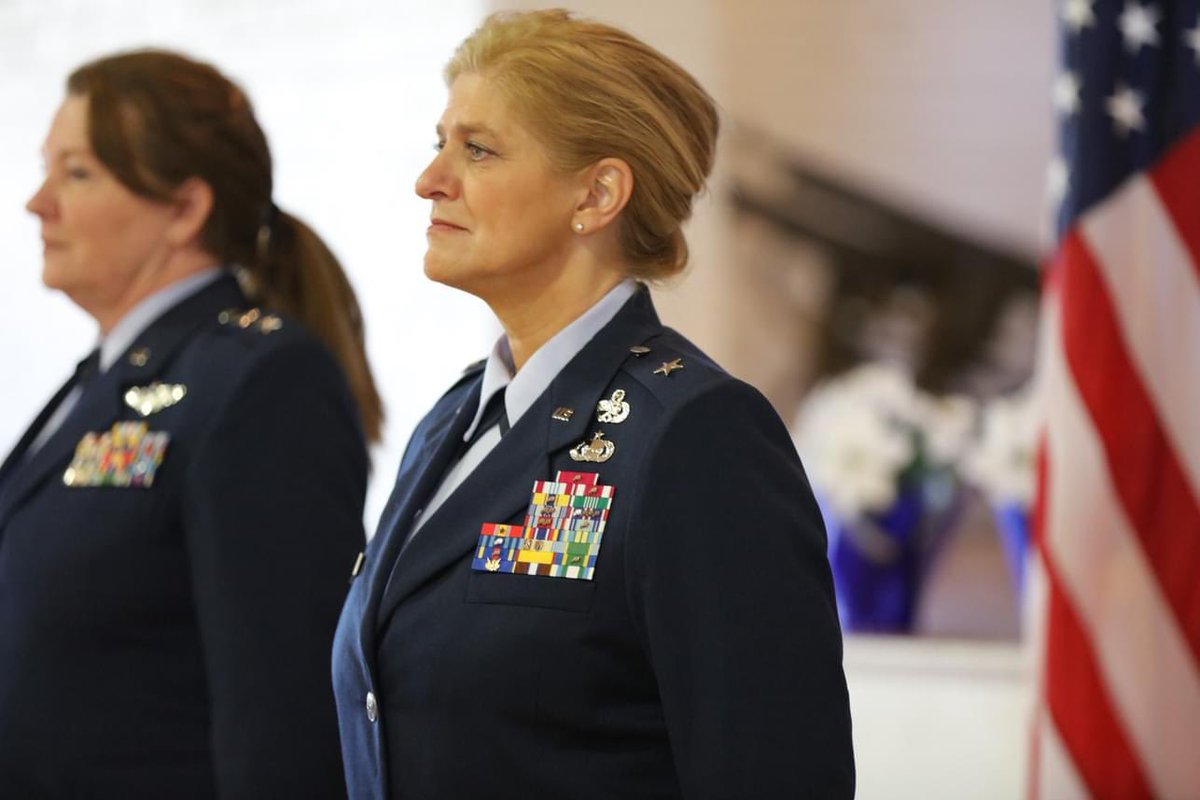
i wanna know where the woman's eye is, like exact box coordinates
[466,143,489,160]
[433,141,445,152]
[65,166,91,181]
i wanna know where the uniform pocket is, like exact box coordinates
[465,571,596,613]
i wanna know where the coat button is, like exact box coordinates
[366,691,378,723]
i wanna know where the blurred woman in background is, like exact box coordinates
[0,50,381,798]
[333,10,854,799]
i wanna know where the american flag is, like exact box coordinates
[1031,0,1200,798]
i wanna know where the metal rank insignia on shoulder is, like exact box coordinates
[653,357,684,377]
[569,431,615,463]
[596,388,630,424]
[218,307,283,334]
[471,470,615,580]
[124,382,186,417]
[63,421,170,489]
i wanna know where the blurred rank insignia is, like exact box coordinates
[596,388,630,424]
[472,470,614,580]
[217,307,283,334]
[63,421,170,488]
[124,382,186,417]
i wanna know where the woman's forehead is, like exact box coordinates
[42,95,92,156]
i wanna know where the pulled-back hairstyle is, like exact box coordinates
[67,50,383,441]
[446,9,719,280]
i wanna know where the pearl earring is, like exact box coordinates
[574,222,584,233]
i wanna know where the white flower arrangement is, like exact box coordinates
[963,388,1038,509]
[792,362,975,521]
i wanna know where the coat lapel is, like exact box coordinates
[374,287,664,625]
[0,372,80,494]
[360,381,480,640]
[0,276,245,531]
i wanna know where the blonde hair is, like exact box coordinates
[447,9,718,280]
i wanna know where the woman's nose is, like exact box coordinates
[25,177,56,219]
[415,151,454,201]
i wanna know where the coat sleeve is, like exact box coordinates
[182,338,367,800]
[625,379,855,800]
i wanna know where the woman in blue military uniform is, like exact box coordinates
[0,51,380,798]
[333,11,854,799]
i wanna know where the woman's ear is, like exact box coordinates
[165,177,214,247]
[570,158,633,235]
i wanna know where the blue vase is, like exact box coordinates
[827,475,960,633]
[993,502,1029,602]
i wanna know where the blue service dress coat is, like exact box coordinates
[0,274,366,799]
[332,287,855,800]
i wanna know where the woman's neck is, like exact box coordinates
[488,264,626,372]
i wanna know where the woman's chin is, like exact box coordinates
[423,257,471,293]
[40,261,69,293]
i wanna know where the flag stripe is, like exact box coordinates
[1032,706,1091,800]
[1026,458,1055,800]
[1035,374,1150,800]
[1058,231,1200,661]
[1149,129,1200,277]
[1042,295,1200,798]
[1044,576,1151,800]
[1081,168,1200,502]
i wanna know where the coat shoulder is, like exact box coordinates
[616,327,744,414]
[181,306,333,376]
[158,305,353,423]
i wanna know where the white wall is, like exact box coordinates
[846,637,1031,799]
[717,0,1057,256]
[0,0,490,527]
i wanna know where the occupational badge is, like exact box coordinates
[63,421,170,488]
[472,470,615,580]
[124,382,187,417]
[569,431,615,463]
[595,389,630,424]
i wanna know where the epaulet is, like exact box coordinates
[620,332,724,402]
[215,307,285,336]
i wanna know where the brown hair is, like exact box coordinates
[67,50,382,441]
[446,9,719,280]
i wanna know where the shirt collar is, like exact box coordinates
[98,267,225,373]
[461,279,639,441]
